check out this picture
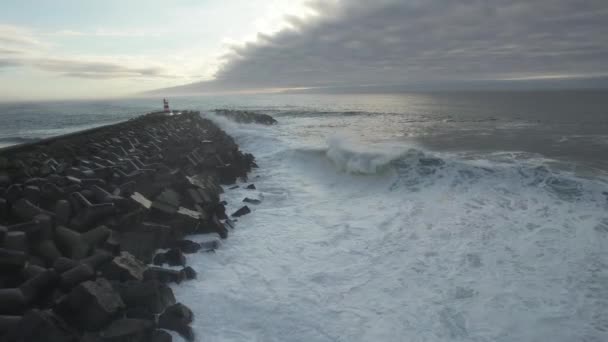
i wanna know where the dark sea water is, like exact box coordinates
[2,91,608,341]
[1,91,607,171]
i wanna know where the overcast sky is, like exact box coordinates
[2,0,608,100]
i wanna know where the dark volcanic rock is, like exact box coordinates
[151,329,173,342]
[174,239,201,254]
[53,257,78,274]
[54,226,90,260]
[164,248,186,266]
[0,248,27,272]
[5,309,78,342]
[2,232,27,253]
[158,303,194,341]
[0,110,259,340]
[58,278,125,331]
[144,267,184,284]
[95,318,154,342]
[243,197,261,205]
[54,200,72,226]
[152,253,166,266]
[0,288,26,315]
[102,252,146,282]
[19,269,58,306]
[117,222,171,264]
[231,205,251,218]
[198,233,221,251]
[182,266,197,280]
[124,307,155,321]
[59,264,95,290]
[246,184,256,190]
[115,280,175,314]
[0,315,21,336]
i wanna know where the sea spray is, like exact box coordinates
[178,108,608,342]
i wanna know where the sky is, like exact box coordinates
[1,0,608,101]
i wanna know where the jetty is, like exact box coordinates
[0,109,264,341]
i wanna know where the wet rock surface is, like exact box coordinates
[0,110,256,340]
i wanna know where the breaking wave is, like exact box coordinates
[284,135,607,203]
[188,107,608,342]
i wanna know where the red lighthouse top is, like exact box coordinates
[163,98,170,113]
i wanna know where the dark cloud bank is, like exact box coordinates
[154,0,608,94]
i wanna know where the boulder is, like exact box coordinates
[33,239,63,266]
[0,248,27,272]
[0,198,7,220]
[164,248,186,266]
[198,233,221,251]
[4,309,78,342]
[19,269,59,306]
[54,200,72,226]
[95,318,154,342]
[115,280,175,314]
[0,288,26,315]
[21,264,47,280]
[124,307,155,321]
[2,232,27,253]
[181,266,197,280]
[246,184,256,190]
[243,197,261,205]
[59,264,95,291]
[69,192,115,231]
[152,253,166,266]
[58,278,125,331]
[214,202,227,220]
[117,222,171,264]
[102,252,146,282]
[150,188,180,218]
[144,267,184,284]
[151,329,172,342]
[5,185,23,204]
[12,199,54,221]
[158,303,194,341]
[23,186,41,204]
[0,315,21,336]
[53,257,78,274]
[55,226,90,260]
[0,174,10,187]
[231,206,251,218]
[174,240,201,254]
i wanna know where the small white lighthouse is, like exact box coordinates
[163,98,170,113]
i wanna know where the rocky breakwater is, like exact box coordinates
[0,110,256,342]
[214,109,277,125]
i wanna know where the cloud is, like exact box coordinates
[0,53,177,79]
[0,25,44,47]
[174,0,608,91]
[0,25,177,79]
[0,58,21,68]
[0,48,23,55]
[31,57,176,79]
[52,28,167,38]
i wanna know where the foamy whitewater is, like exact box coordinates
[164,111,608,342]
[1,93,607,341]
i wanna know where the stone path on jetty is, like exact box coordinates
[0,110,271,342]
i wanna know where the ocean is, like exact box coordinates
[2,91,608,341]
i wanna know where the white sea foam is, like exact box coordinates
[324,135,406,174]
[169,113,608,342]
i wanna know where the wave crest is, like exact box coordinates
[325,136,408,174]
